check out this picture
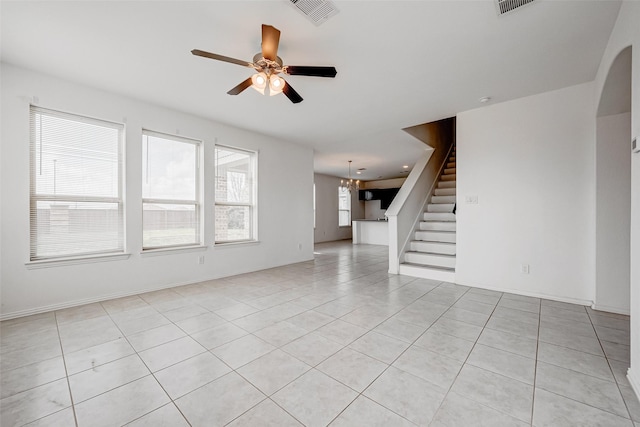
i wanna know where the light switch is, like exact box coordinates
[465,195,478,204]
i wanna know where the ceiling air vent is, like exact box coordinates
[289,0,339,26]
[496,0,536,15]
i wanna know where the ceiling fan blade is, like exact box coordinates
[284,66,337,78]
[191,49,253,67]
[261,24,281,61]
[282,81,303,104]
[227,77,253,95]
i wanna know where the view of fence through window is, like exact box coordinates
[142,131,200,249]
[30,107,124,260]
[215,146,255,242]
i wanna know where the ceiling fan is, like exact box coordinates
[192,24,337,104]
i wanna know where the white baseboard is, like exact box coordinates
[0,279,197,321]
[454,278,594,307]
[591,303,630,316]
[628,367,640,405]
[0,255,315,321]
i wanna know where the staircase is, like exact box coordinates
[399,146,456,282]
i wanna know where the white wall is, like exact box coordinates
[0,64,314,319]
[593,0,640,399]
[313,173,364,243]
[595,112,631,314]
[361,178,406,220]
[456,82,596,304]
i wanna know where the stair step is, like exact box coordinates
[431,195,456,204]
[427,203,455,213]
[415,230,456,243]
[434,188,456,196]
[399,263,456,282]
[441,174,456,181]
[438,181,456,189]
[410,240,456,255]
[444,168,456,175]
[446,162,456,168]
[419,221,456,231]
[424,212,456,221]
[404,252,456,269]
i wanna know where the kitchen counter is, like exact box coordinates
[352,219,389,246]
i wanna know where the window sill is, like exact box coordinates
[214,240,260,248]
[26,253,131,269]
[140,245,207,257]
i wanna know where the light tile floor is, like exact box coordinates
[1,241,639,426]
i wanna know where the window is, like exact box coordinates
[29,106,124,260]
[338,187,351,226]
[142,130,201,249]
[215,146,257,243]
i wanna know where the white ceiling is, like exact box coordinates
[1,0,621,180]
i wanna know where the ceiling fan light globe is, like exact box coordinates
[269,75,285,96]
[251,72,268,95]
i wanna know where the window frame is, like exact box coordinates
[141,129,203,251]
[214,144,258,244]
[338,186,351,227]
[29,105,125,261]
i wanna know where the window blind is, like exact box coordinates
[29,106,124,260]
[142,130,200,249]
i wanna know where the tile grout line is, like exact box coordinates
[424,286,495,426]
[54,310,80,427]
[586,306,636,422]
[219,270,404,424]
[529,297,542,426]
[323,279,458,427]
[123,275,386,427]
[425,289,534,426]
[100,301,196,427]
[244,255,414,425]
[329,282,489,426]
[238,284,419,425]
[532,305,636,422]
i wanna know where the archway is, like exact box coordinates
[594,46,632,313]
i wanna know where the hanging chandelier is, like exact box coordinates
[341,160,360,193]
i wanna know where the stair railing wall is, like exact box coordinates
[386,143,454,274]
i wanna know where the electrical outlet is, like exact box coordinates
[198,255,205,265]
[521,264,530,274]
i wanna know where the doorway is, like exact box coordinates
[594,46,632,314]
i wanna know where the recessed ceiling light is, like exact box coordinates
[356,171,361,174]
[479,96,492,103]
[403,165,409,169]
